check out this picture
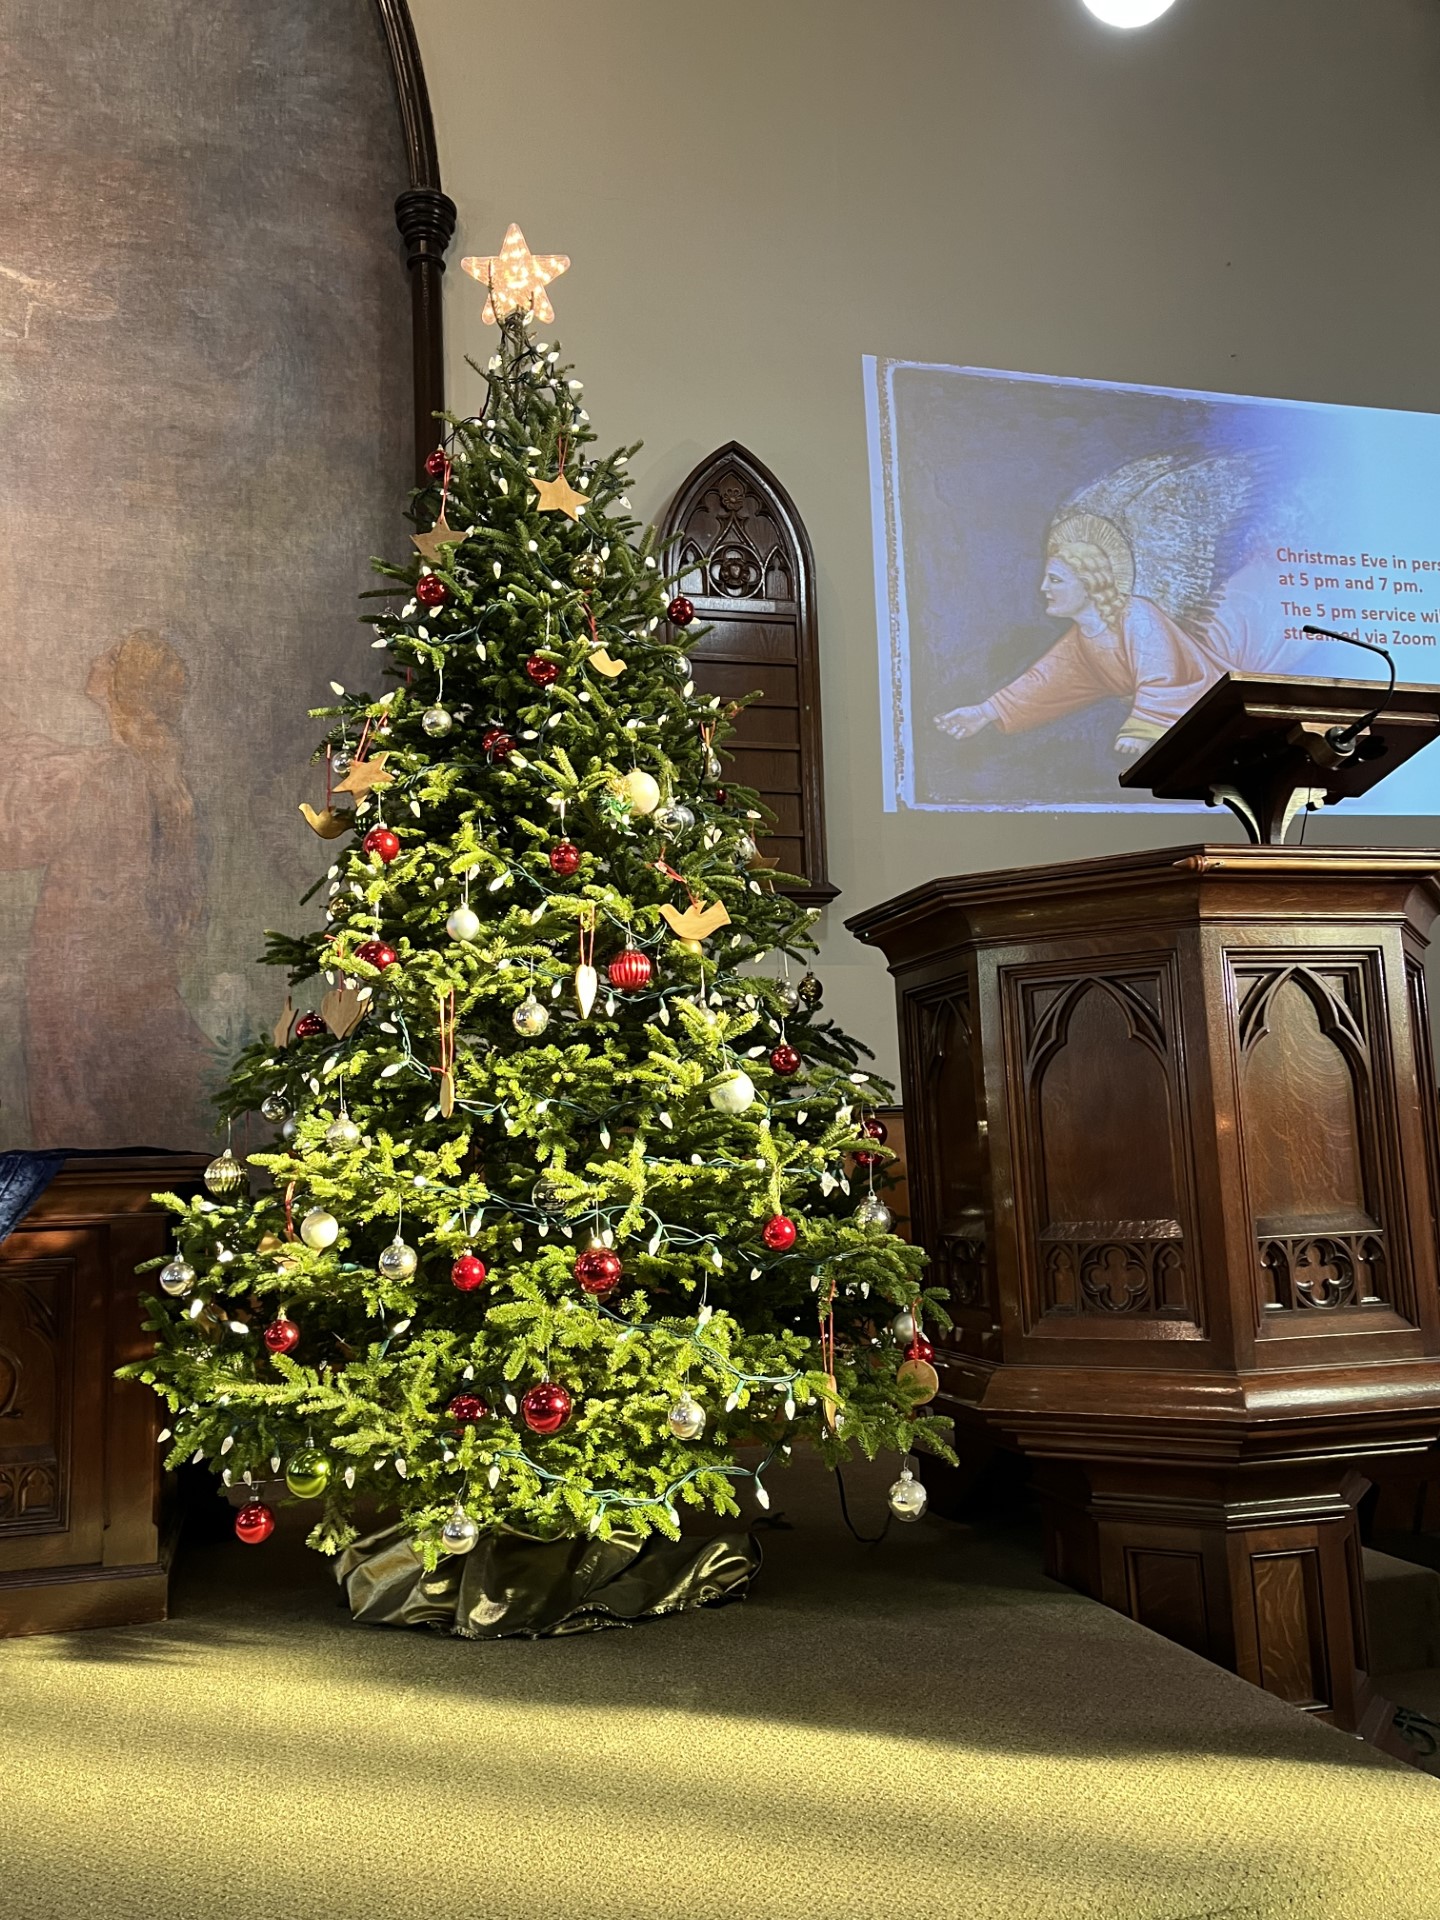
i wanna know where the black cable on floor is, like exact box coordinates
[835,1465,893,1546]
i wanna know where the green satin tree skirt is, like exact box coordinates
[335,1522,762,1637]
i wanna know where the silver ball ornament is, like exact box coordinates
[299,1208,340,1251]
[325,1114,361,1149]
[281,1116,300,1143]
[854,1195,894,1232]
[776,980,801,1014]
[666,1393,706,1440]
[330,749,354,780]
[159,1257,195,1298]
[672,653,692,680]
[260,1093,291,1124]
[892,1309,918,1344]
[421,706,453,737]
[703,749,723,782]
[512,991,551,1037]
[709,1069,756,1115]
[440,1507,481,1556]
[655,801,695,836]
[735,832,758,864]
[888,1467,928,1523]
[446,904,480,943]
[378,1236,418,1280]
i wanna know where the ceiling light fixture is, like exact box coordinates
[1081,0,1180,26]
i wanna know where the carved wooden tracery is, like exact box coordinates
[661,445,834,903]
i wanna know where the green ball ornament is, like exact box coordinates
[285,1449,332,1500]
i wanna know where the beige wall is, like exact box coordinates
[412,0,1440,1082]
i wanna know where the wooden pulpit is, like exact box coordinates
[850,675,1440,1736]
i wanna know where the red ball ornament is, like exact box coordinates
[762,1214,797,1251]
[235,1501,276,1546]
[363,826,400,865]
[854,1114,890,1169]
[667,595,695,628]
[525,654,560,687]
[607,947,653,992]
[714,788,729,807]
[424,447,448,479]
[294,1011,326,1040]
[448,1393,488,1426]
[548,840,581,878]
[574,1247,623,1295]
[769,1043,801,1076]
[905,1336,936,1364]
[521,1382,574,1435]
[451,1253,488,1292]
[355,939,397,971]
[488,732,517,761]
[415,572,448,608]
[263,1317,300,1356]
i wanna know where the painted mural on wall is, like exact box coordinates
[0,3,411,1148]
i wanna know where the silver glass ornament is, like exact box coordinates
[377,1236,418,1280]
[299,1208,340,1250]
[776,980,801,1015]
[281,1116,300,1143]
[512,991,551,1037]
[854,1195,893,1232]
[158,1257,195,1298]
[330,749,354,780]
[666,1393,706,1440]
[703,749,723,782]
[421,706,453,737]
[888,1467,928,1523]
[735,832,758,864]
[708,1069,756,1115]
[531,1174,568,1217]
[325,1114,361,1150]
[892,1309,918,1344]
[260,1092,291,1124]
[440,1507,481,1556]
[655,801,695,836]
[670,653,692,680]
[446,904,480,943]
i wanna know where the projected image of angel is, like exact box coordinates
[935,452,1286,757]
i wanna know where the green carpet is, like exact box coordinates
[4,1455,1438,1920]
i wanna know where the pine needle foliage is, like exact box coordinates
[125,314,950,1562]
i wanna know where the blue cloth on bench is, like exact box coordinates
[0,1151,68,1244]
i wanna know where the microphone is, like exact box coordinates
[1300,624,1396,757]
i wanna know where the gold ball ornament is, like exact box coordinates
[570,550,605,590]
[285,1449,332,1499]
[203,1148,247,1199]
[678,938,704,956]
[300,1208,340,1251]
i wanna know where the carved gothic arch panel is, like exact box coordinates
[660,443,834,903]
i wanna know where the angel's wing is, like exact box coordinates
[1065,452,1260,629]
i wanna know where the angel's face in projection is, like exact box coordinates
[1041,556,1091,621]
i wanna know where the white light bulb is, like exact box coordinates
[1081,0,1178,24]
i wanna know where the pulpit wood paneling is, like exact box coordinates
[0,1154,206,1636]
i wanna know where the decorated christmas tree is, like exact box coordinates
[127,228,948,1616]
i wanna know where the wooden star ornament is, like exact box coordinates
[530,471,587,521]
[460,223,570,324]
[332,752,393,799]
[411,516,465,564]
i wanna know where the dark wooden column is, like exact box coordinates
[376,0,456,480]
[851,845,1440,1738]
